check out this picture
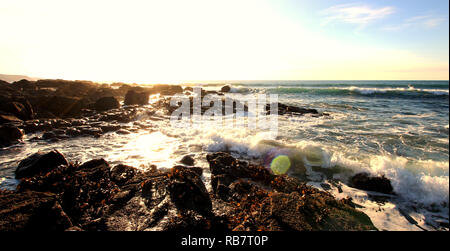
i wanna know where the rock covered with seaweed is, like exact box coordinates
[0,150,377,231]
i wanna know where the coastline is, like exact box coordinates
[0,78,448,231]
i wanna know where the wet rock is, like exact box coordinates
[266,103,320,116]
[0,190,72,231]
[94,97,120,111]
[0,101,34,121]
[0,124,24,147]
[53,129,66,135]
[100,124,121,133]
[110,164,137,186]
[66,128,82,137]
[15,150,69,179]
[116,129,131,135]
[179,155,195,166]
[42,131,57,140]
[350,172,394,194]
[79,126,103,137]
[220,85,231,93]
[206,152,377,231]
[4,150,377,231]
[0,114,23,124]
[124,90,149,106]
[168,166,212,216]
[18,158,116,229]
[35,96,85,118]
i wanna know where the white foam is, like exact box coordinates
[201,132,450,209]
[342,86,449,96]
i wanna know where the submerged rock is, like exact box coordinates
[0,124,24,147]
[350,172,394,194]
[266,103,320,116]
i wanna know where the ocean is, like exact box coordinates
[1,80,448,230]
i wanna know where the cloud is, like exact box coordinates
[383,15,446,31]
[321,3,395,27]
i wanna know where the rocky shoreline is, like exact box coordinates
[1,79,327,147]
[1,78,381,231]
[1,150,377,231]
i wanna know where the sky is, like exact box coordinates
[0,0,448,82]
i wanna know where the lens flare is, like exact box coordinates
[270,155,291,175]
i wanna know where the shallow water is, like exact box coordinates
[1,80,448,231]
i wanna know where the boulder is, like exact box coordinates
[94,97,120,111]
[0,100,34,121]
[15,150,69,179]
[0,124,24,147]
[124,90,149,105]
[350,172,394,194]
[168,166,212,216]
[220,85,231,93]
[179,155,195,166]
[36,96,88,118]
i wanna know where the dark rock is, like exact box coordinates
[79,126,102,137]
[124,90,149,106]
[220,85,231,93]
[179,155,195,166]
[116,129,131,135]
[0,190,72,231]
[350,173,394,194]
[42,131,57,140]
[152,85,183,96]
[0,101,34,121]
[100,124,121,133]
[53,129,66,135]
[0,114,23,124]
[206,152,377,231]
[66,128,82,137]
[4,149,377,231]
[266,103,320,116]
[168,166,212,216]
[15,150,69,179]
[35,96,88,118]
[94,97,120,111]
[111,164,137,186]
[10,79,37,92]
[0,124,24,147]
[18,158,116,229]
